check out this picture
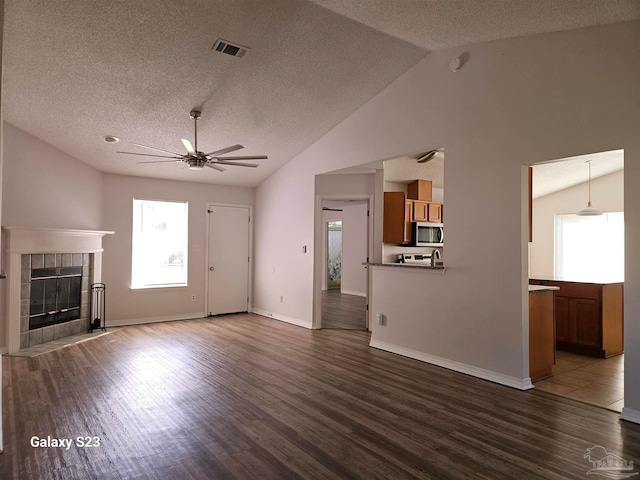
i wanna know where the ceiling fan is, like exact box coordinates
[416,149,443,164]
[117,110,267,171]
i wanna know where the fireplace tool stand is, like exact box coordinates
[90,283,106,332]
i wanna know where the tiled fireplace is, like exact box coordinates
[20,253,93,348]
[3,227,113,353]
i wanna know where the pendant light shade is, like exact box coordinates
[577,160,603,216]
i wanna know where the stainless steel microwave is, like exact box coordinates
[411,222,444,247]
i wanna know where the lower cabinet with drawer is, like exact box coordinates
[529,279,623,358]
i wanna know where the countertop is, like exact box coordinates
[528,285,560,292]
[365,262,445,271]
[530,275,623,285]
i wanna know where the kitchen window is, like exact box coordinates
[555,212,624,281]
[131,199,188,289]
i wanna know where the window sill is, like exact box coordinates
[130,284,188,292]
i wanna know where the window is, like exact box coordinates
[555,212,624,282]
[132,199,188,288]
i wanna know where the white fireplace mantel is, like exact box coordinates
[2,226,114,353]
[3,226,114,254]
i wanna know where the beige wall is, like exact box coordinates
[101,173,254,325]
[253,21,640,413]
[2,123,103,230]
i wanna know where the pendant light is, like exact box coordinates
[577,160,603,216]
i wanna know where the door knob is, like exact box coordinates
[209,267,215,271]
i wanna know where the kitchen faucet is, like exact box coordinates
[430,248,442,267]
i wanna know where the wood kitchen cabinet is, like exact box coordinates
[427,202,443,222]
[529,289,555,381]
[383,192,412,244]
[407,180,432,202]
[530,279,623,358]
[412,201,428,221]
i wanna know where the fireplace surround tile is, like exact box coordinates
[21,251,94,348]
[32,254,44,269]
[20,299,29,317]
[62,253,73,267]
[21,282,30,300]
[29,329,42,346]
[41,325,55,343]
[44,253,56,268]
[73,253,83,267]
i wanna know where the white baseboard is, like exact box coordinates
[369,339,534,391]
[620,407,640,425]
[340,289,366,297]
[252,308,312,329]
[109,312,206,327]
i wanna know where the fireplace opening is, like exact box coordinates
[29,267,82,330]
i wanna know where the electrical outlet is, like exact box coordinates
[376,313,385,325]
[191,294,196,301]
[280,295,284,303]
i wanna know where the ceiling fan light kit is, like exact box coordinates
[116,110,267,173]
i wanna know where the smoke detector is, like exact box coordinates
[212,39,250,58]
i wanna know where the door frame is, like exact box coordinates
[313,194,373,330]
[205,202,253,316]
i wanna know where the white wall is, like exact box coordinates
[321,202,368,296]
[253,21,640,412]
[530,170,624,277]
[2,123,103,230]
[101,173,253,325]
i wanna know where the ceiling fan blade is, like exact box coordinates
[117,151,182,159]
[130,142,183,157]
[214,161,259,168]
[204,163,226,172]
[216,155,268,161]
[417,150,438,163]
[181,138,196,155]
[204,144,244,157]
[137,160,183,164]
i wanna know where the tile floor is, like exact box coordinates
[7,330,112,358]
[534,350,624,412]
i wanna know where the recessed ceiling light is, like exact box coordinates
[103,135,119,143]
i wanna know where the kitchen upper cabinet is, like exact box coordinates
[383,192,411,244]
[412,201,428,222]
[405,200,413,242]
[384,181,444,244]
[427,202,443,222]
[530,279,623,358]
[407,180,432,202]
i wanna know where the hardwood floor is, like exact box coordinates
[2,314,640,479]
[321,289,367,330]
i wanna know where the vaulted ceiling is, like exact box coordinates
[3,1,638,187]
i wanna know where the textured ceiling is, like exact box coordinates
[532,149,624,199]
[3,1,639,187]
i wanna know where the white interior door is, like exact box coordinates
[207,205,250,316]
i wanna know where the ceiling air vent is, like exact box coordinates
[212,39,249,58]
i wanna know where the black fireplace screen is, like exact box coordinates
[29,267,82,330]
